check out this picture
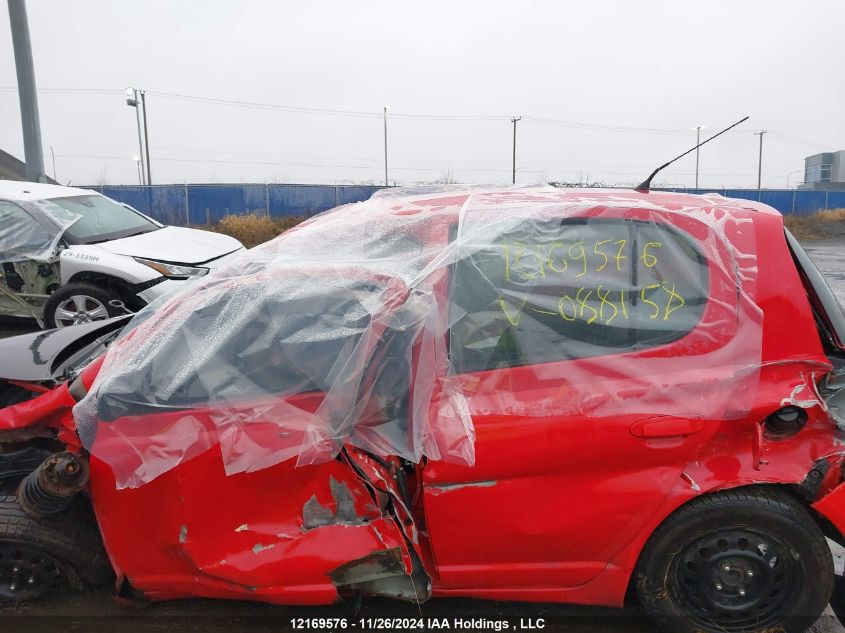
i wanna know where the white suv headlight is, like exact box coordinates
[134,257,209,278]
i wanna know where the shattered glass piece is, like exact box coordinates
[0,198,80,264]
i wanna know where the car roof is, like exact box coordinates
[0,180,95,202]
[360,185,783,232]
[369,185,782,220]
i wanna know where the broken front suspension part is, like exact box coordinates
[17,451,89,518]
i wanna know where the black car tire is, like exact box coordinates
[0,484,113,602]
[43,283,126,329]
[635,486,833,633]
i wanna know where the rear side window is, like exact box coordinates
[449,218,709,373]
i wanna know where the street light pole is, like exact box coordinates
[383,105,389,187]
[754,130,767,190]
[7,0,46,182]
[140,90,151,185]
[133,156,142,185]
[125,88,145,185]
[511,116,521,184]
[694,125,702,188]
[49,145,56,181]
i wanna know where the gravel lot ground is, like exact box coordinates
[2,240,845,632]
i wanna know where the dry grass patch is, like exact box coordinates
[783,208,845,241]
[814,208,845,221]
[210,213,307,248]
[784,214,823,240]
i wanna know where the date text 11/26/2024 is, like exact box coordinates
[290,617,546,630]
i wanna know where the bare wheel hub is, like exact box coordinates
[0,542,65,601]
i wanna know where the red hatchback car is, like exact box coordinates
[2,186,845,633]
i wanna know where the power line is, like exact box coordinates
[3,139,783,173]
[522,116,688,135]
[0,86,121,94]
[51,152,781,178]
[4,86,835,187]
[0,87,506,121]
[2,86,839,148]
[0,85,698,131]
[768,131,832,151]
[51,152,515,173]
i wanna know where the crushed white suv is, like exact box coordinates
[0,181,244,328]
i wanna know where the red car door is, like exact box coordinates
[420,209,755,600]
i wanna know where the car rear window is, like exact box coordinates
[448,218,709,372]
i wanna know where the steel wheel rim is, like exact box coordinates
[672,528,801,631]
[53,294,109,328]
[0,542,66,602]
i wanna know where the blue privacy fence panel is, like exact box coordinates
[85,186,189,225]
[792,191,828,215]
[85,184,845,225]
[662,188,845,215]
[85,184,386,226]
[758,190,792,211]
[827,192,845,211]
[187,184,268,224]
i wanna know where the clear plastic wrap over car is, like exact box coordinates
[72,186,762,489]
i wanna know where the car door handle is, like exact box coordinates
[630,416,705,438]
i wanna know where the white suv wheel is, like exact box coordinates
[53,295,110,328]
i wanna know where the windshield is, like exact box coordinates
[43,195,159,244]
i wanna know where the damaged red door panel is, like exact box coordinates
[88,445,419,604]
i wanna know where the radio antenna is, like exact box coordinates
[635,116,749,191]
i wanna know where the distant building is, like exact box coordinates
[801,151,845,190]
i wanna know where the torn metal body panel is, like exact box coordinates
[86,446,421,604]
[820,363,845,432]
[0,260,59,322]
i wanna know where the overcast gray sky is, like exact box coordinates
[1,0,843,188]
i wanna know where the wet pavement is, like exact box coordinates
[3,241,845,631]
[805,241,845,303]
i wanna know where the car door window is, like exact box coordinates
[0,200,55,262]
[448,218,709,373]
